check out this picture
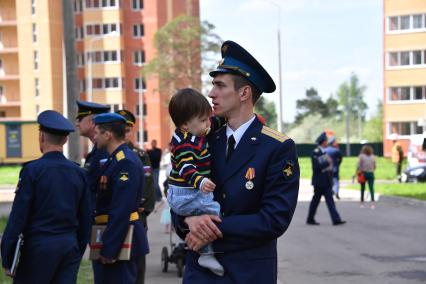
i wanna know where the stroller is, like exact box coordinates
[161,225,187,277]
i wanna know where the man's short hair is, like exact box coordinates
[168,88,212,128]
[97,122,126,140]
[231,74,262,104]
[42,131,67,146]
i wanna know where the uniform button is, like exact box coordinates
[222,193,226,199]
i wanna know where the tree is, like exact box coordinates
[142,15,222,96]
[294,87,338,124]
[362,100,383,142]
[254,97,277,129]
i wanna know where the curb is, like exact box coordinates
[378,194,426,208]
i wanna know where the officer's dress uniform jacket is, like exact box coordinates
[173,117,300,283]
[1,152,91,283]
[84,144,109,212]
[93,143,149,283]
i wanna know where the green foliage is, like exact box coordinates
[294,88,339,124]
[336,73,368,120]
[362,100,383,142]
[0,166,20,185]
[255,97,277,130]
[142,15,222,95]
[298,157,396,180]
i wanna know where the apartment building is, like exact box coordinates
[0,0,200,162]
[384,0,426,157]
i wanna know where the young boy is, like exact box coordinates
[167,88,225,276]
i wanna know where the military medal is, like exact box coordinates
[245,168,255,190]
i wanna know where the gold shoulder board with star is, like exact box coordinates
[261,126,289,142]
[116,150,125,161]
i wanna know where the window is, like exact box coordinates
[415,124,423,135]
[35,78,40,97]
[86,0,118,8]
[413,14,423,29]
[0,85,5,103]
[133,50,145,65]
[400,52,410,65]
[134,77,146,91]
[400,87,410,100]
[0,58,2,70]
[389,52,398,66]
[0,85,3,96]
[400,15,410,30]
[389,16,398,31]
[79,79,86,92]
[137,130,148,143]
[31,0,36,15]
[75,27,84,40]
[133,24,144,37]
[74,0,83,12]
[135,103,147,116]
[91,77,122,89]
[413,50,422,65]
[86,23,120,37]
[36,104,40,115]
[32,23,37,43]
[414,87,424,100]
[34,51,39,70]
[132,0,143,10]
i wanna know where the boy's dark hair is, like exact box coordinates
[97,122,126,140]
[168,88,212,127]
[231,74,261,104]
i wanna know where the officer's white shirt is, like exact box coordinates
[226,114,256,149]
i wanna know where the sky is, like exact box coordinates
[200,0,383,123]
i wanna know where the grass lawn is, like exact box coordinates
[299,157,398,180]
[347,182,426,201]
[0,166,21,186]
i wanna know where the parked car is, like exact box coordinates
[401,165,426,183]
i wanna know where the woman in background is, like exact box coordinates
[357,145,376,209]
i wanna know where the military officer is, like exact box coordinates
[1,110,91,283]
[116,109,155,284]
[306,132,346,225]
[171,40,300,283]
[92,113,149,284]
[75,100,110,212]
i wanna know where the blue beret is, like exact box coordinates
[93,113,126,125]
[37,110,74,135]
[209,40,276,93]
[76,100,110,119]
[315,132,327,145]
[116,109,136,126]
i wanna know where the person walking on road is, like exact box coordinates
[147,139,163,202]
[306,132,346,226]
[1,110,91,283]
[325,136,342,199]
[357,145,376,209]
[391,139,404,182]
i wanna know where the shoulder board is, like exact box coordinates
[261,126,289,142]
[116,150,126,161]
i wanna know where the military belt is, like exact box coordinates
[95,212,139,224]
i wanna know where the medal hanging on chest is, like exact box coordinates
[245,168,255,190]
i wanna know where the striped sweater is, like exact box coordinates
[168,116,225,190]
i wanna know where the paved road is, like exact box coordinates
[1,181,425,283]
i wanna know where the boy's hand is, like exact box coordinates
[201,178,216,193]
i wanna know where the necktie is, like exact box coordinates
[226,135,235,162]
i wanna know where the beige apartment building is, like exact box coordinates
[384,0,426,157]
[0,0,199,163]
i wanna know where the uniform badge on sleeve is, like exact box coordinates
[119,172,129,182]
[283,161,294,178]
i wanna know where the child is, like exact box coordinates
[167,88,225,276]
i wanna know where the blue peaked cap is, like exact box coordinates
[93,113,126,125]
[76,100,110,119]
[209,40,276,93]
[316,132,327,145]
[37,110,75,135]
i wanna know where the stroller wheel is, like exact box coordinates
[161,247,169,272]
[176,258,184,277]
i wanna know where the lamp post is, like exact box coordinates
[265,0,283,132]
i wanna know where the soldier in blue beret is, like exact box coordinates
[91,113,149,284]
[116,109,155,284]
[75,100,110,215]
[306,132,346,226]
[1,110,91,283]
[171,40,300,283]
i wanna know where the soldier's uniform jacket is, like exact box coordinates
[84,144,109,211]
[128,141,155,228]
[0,152,91,275]
[173,117,300,283]
[311,146,333,188]
[95,143,149,259]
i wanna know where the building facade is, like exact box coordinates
[383,0,426,157]
[0,0,199,162]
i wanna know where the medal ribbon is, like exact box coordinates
[245,168,255,181]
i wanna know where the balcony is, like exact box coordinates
[0,9,17,26]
